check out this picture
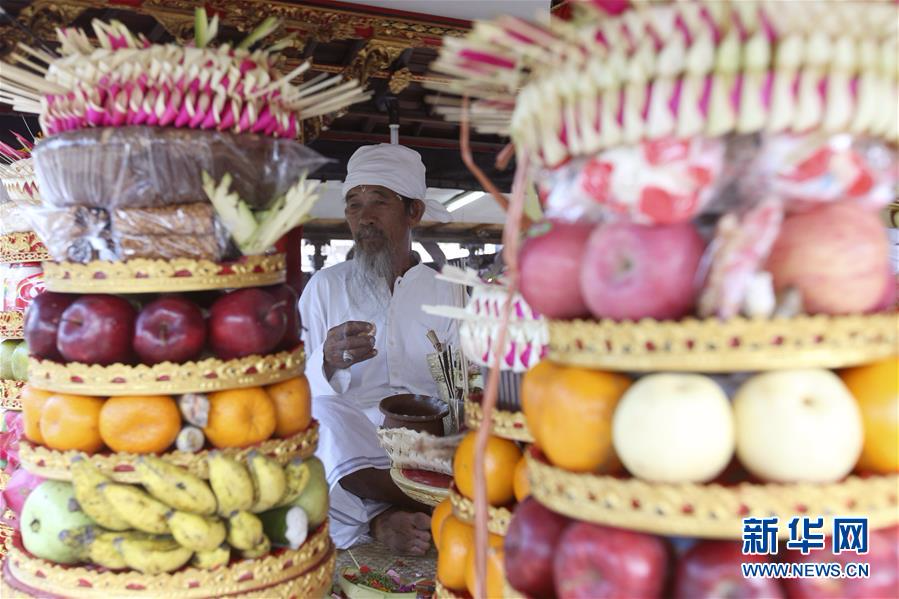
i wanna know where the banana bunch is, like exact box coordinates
[63,452,315,573]
[58,525,193,574]
[207,451,309,516]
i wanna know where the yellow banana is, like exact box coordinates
[167,510,227,552]
[247,451,287,512]
[226,510,265,550]
[57,524,98,561]
[89,531,130,569]
[100,482,170,534]
[208,453,254,517]
[240,535,271,559]
[70,458,131,531]
[191,543,231,570]
[136,456,217,515]
[278,458,311,507]
[115,534,193,575]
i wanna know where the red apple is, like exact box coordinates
[24,293,77,361]
[766,202,889,315]
[505,497,572,597]
[782,525,898,599]
[674,541,785,599]
[580,222,705,320]
[553,522,668,599]
[133,296,207,365]
[57,295,137,365]
[209,288,287,359]
[266,284,301,350]
[519,220,595,319]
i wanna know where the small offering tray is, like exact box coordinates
[527,451,899,540]
[448,485,512,537]
[1,525,334,599]
[389,467,451,508]
[0,231,49,264]
[28,346,305,396]
[0,310,25,339]
[42,254,286,294]
[18,421,319,483]
[0,379,24,410]
[464,397,533,443]
[548,313,898,372]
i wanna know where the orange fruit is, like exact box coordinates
[453,431,522,506]
[437,516,474,591]
[464,536,506,599]
[841,358,898,473]
[521,359,560,447]
[513,453,530,502]
[265,376,312,438]
[99,395,181,454]
[40,394,105,454]
[203,387,276,448]
[20,385,53,444]
[539,366,631,472]
[431,498,453,547]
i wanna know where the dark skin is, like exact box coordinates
[324,184,431,555]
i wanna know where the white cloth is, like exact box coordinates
[341,143,452,223]
[299,260,462,548]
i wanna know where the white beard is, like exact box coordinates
[349,244,393,314]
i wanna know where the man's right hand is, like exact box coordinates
[323,321,376,379]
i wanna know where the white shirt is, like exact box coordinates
[300,260,461,407]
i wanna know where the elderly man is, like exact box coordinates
[300,144,461,553]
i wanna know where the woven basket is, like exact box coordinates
[390,467,450,507]
[464,396,533,443]
[449,485,513,536]
[548,313,898,372]
[527,451,899,539]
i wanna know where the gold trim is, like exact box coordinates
[464,398,533,443]
[0,232,49,264]
[18,421,319,483]
[390,467,449,508]
[3,527,334,599]
[43,254,287,294]
[0,379,23,410]
[527,452,899,540]
[449,485,512,537]
[28,346,305,396]
[0,310,24,339]
[548,314,898,372]
[0,522,12,559]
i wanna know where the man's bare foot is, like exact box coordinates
[371,508,431,556]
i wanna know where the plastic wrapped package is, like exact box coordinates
[537,137,727,225]
[2,262,44,311]
[739,134,897,212]
[33,127,329,209]
[29,203,232,263]
[0,200,35,235]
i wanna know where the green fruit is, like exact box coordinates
[0,339,18,379]
[11,341,29,381]
[21,481,96,564]
[288,457,328,529]
[258,505,308,549]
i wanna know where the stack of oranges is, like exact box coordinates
[433,427,531,597]
[19,376,312,455]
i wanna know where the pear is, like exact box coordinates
[21,481,96,564]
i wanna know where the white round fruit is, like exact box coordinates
[733,369,863,483]
[612,374,735,483]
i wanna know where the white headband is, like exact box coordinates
[341,143,452,223]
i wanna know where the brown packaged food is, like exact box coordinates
[117,233,223,261]
[111,203,216,236]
